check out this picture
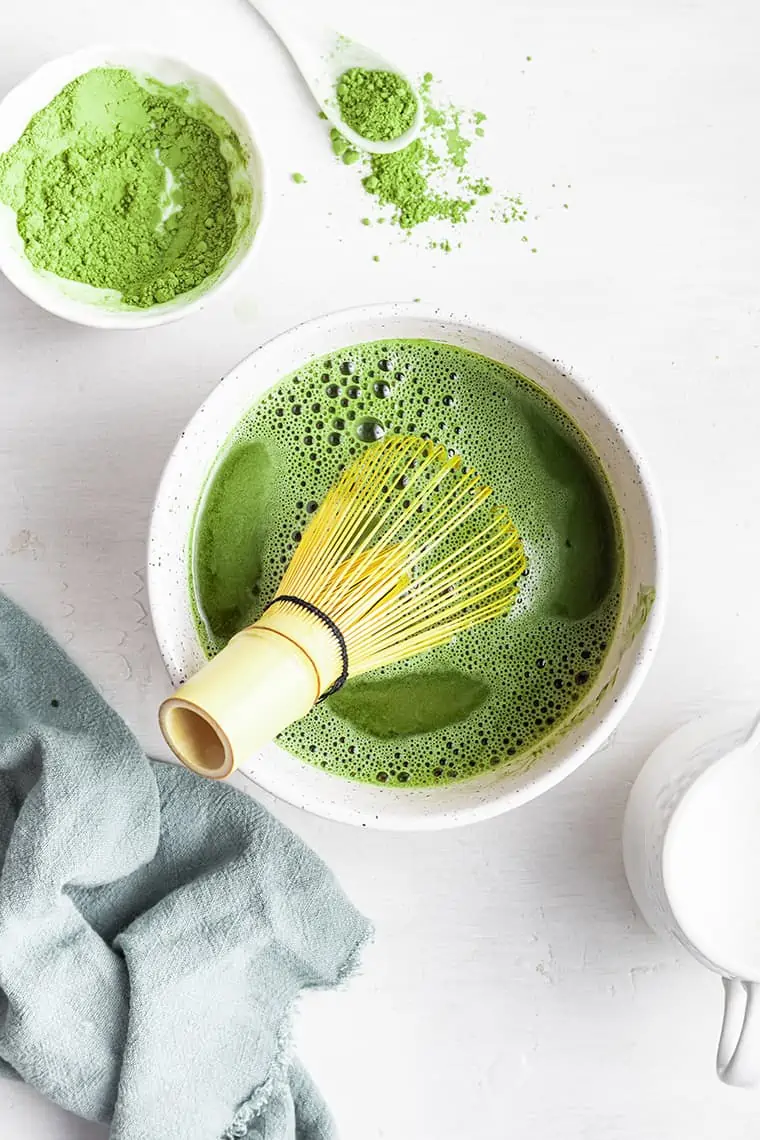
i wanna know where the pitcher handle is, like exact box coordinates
[717,978,760,1087]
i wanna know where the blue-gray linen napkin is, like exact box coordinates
[0,591,369,1139]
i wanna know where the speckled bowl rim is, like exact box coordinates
[148,303,667,829]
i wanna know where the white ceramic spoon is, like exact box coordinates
[245,0,423,154]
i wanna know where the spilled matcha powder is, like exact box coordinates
[328,71,527,242]
[0,67,252,308]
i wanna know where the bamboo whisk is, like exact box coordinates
[160,434,526,779]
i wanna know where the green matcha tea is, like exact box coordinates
[190,340,623,787]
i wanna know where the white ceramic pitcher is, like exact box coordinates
[623,708,760,1088]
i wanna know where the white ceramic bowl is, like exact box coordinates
[149,303,667,829]
[0,46,266,328]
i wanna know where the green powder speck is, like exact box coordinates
[444,111,471,168]
[330,127,349,157]
[360,217,371,226]
[494,194,528,225]
[337,68,417,142]
[471,179,493,196]
[342,148,360,165]
[0,67,250,309]
[372,254,380,261]
[291,171,306,183]
[424,102,446,129]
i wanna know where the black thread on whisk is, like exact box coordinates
[262,595,349,700]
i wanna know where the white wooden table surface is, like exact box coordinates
[2,0,760,1136]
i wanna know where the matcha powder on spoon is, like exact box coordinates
[337,67,417,142]
[0,67,249,308]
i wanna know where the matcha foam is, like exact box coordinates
[191,340,623,788]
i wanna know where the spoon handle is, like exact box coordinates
[245,0,334,57]
[245,0,300,44]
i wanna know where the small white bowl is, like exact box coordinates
[149,303,667,830]
[0,46,266,328]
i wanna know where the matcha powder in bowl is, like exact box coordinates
[0,49,264,327]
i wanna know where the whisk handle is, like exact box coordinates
[159,627,319,779]
[264,594,349,698]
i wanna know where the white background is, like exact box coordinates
[1,0,760,1136]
